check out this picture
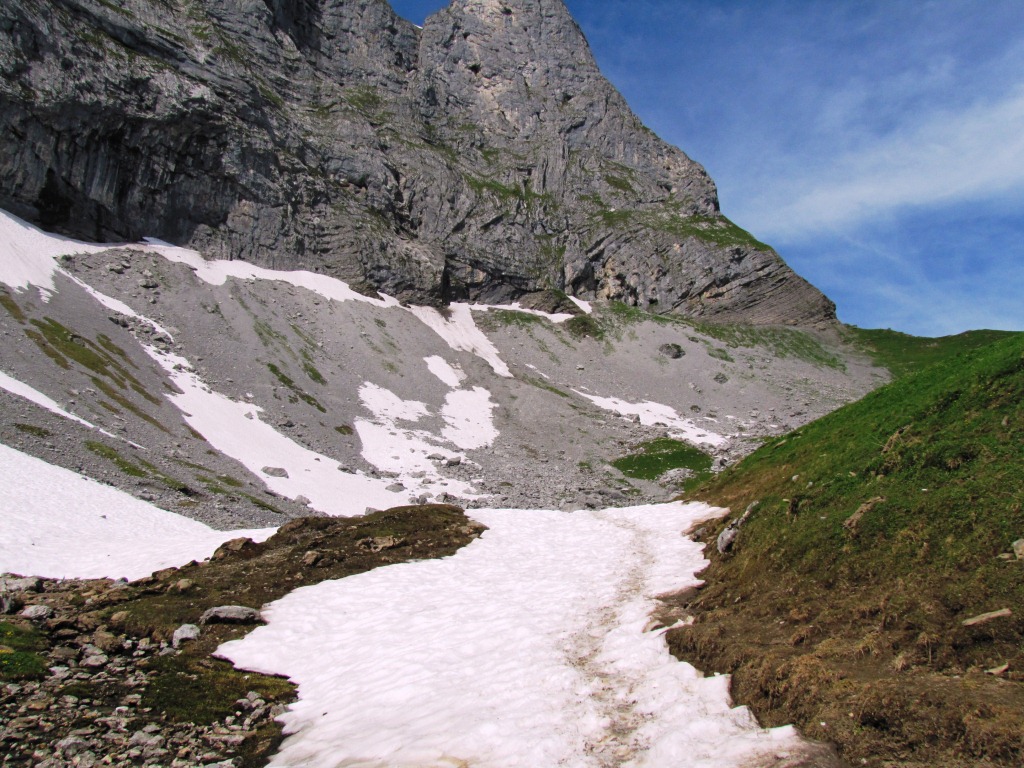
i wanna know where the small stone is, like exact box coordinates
[986,663,1010,677]
[81,652,109,669]
[20,604,53,620]
[211,538,263,561]
[294,495,312,506]
[658,343,684,359]
[358,536,405,553]
[199,606,261,625]
[385,483,405,492]
[172,579,195,593]
[262,466,289,478]
[109,611,130,627]
[301,551,321,567]
[1013,539,1024,560]
[444,456,462,467]
[172,624,201,648]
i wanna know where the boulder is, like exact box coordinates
[199,606,262,626]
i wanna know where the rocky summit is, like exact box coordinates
[1,0,833,324]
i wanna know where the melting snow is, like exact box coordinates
[407,304,512,377]
[441,387,499,450]
[219,501,803,767]
[0,443,275,580]
[424,355,466,388]
[0,368,100,432]
[575,391,729,449]
[148,349,410,515]
[142,239,400,308]
[355,382,484,499]
[469,301,576,324]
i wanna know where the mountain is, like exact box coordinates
[1,0,834,324]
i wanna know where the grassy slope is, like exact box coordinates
[670,332,1024,766]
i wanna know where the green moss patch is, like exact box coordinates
[0,622,48,681]
[613,438,713,483]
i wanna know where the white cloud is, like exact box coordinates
[742,87,1024,242]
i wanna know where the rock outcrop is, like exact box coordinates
[0,0,835,325]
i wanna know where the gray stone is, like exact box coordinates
[19,604,53,620]
[0,575,42,593]
[199,606,262,626]
[658,343,685,359]
[172,624,201,648]
[261,466,289,478]
[0,0,835,327]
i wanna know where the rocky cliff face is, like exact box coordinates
[0,0,835,325]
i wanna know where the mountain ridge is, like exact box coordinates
[1,0,835,325]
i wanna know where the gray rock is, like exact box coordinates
[172,624,201,648]
[658,343,685,359]
[0,575,42,593]
[19,604,53,620]
[199,605,262,626]
[261,466,289,478]
[0,0,835,326]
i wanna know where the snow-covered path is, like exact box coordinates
[220,502,803,767]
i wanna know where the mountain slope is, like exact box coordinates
[0,0,834,324]
[671,334,1024,766]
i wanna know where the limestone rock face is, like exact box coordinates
[0,0,835,325]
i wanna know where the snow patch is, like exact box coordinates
[575,391,728,448]
[441,387,498,450]
[0,443,275,580]
[148,349,410,515]
[469,301,575,324]
[407,304,512,377]
[219,501,803,767]
[567,296,594,314]
[143,239,399,308]
[424,355,466,388]
[0,209,110,299]
[355,383,483,499]
[0,369,99,432]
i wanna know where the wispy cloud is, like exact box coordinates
[743,87,1024,242]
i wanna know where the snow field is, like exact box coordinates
[0,443,275,580]
[0,210,110,299]
[141,238,401,309]
[219,502,803,768]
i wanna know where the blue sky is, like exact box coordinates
[390,0,1024,336]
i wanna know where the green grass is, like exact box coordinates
[564,315,604,340]
[613,438,713,484]
[267,363,326,412]
[0,622,48,681]
[701,332,1024,590]
[674,331,1024,765]
[693,322,846,370]
[846,327,1017,378]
